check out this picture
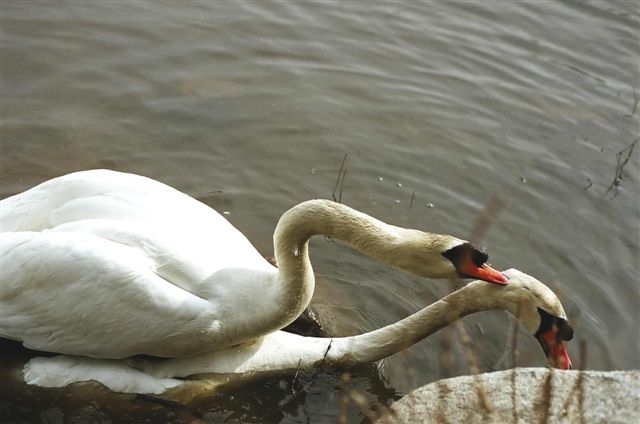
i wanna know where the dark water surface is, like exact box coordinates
[1,1,638,423]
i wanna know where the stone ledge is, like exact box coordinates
[377,368,639,424]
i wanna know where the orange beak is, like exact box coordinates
[538,329,572,370]
[462,259,509,285]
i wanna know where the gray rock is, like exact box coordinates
[377,368,639,424]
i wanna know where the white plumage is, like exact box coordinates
[1,170,572,394]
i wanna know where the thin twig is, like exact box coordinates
[311,339,333,379]
[294,339,333,398]
[332,153,348,203]
[291,359,303,394]
[326,153,349,243]
[338,167,348,203]
[262,340,333,420]
[605,138,639,197]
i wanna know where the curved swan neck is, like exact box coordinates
[275,200,402,259]
[272,200,405,324]
[133,274,543,380]
[327,280,509,365]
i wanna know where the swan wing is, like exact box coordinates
[0,169,273,281]
[1,171,262,262]
[1,169,224,230]
[0,231,223,358]
[45,218,272,296]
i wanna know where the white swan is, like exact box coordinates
[0,169,506,359]
[22,269,573,394]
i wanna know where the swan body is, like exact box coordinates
[22,269,573,394]
[0,170,506,358]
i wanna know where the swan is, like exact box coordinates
[0,169,507,359]
[21,269,573,395]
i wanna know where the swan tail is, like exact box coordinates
[23,355,184,394]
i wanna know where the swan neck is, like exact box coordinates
[327,281,507,365]
[275,200,400,255]
[141,281,518,377]
[272,200,401,325]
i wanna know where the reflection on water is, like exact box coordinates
[1,0,638,422]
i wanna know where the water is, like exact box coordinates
[1,1,638,422]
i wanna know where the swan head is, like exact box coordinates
[441,240,508,285]
[497,269,573,370]
[391,232,507,285]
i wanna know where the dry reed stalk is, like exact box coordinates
[560,338,587,423]
[536,368,554,424]
[468,195,508,249]
[577,339,587,424]
[349,389,377,423]
[454,320,494,421]
[439,329,454,380]
[510,303,523,424]
[338,371,352,424]
[399,350,419,424]
[435,380,452,424]
[439,195,506,420]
